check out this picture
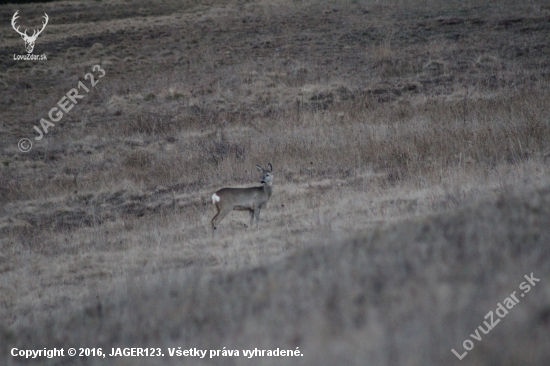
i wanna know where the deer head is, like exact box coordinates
[12,11,49,54]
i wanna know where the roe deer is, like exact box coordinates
[211,164,273,229]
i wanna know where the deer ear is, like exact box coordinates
[256,165,263,172]
[267,163,272,172]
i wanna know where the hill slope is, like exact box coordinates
[3,182,550,365]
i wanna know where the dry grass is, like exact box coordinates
[1,0,550,365]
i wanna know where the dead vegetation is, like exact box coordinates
[1,0,550,365]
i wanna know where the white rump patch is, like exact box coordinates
[212,193,220,204]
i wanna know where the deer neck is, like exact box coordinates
[262,183,273,198]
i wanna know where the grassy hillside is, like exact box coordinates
[5,181,550,366]
[1,0,549,365]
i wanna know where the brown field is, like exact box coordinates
[1,0,550,365]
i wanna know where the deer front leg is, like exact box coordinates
[253,208,261,226]
[249,210,254,227]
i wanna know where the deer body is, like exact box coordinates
[211,164,273,229]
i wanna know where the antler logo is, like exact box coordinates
[11,10,49,54]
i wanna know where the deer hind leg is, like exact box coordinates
[211,204,221,229]
[212,205,232,229]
